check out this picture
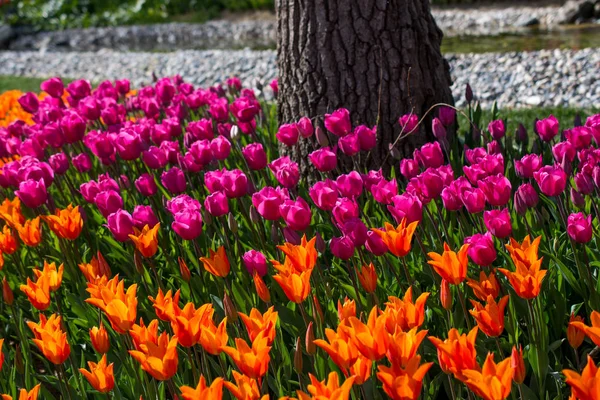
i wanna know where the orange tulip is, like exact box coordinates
[85,275,138,333]
[349,355,372,385]
[27,313,70,365]
[337,297,356,321]
[429,327,479,381]
[224,371,267,400]
[1,383,41,400]
[16,217,42,247]
[128,224,160,258]
[276,234,318,273]
[170,302,213,348]
[129,319,159,350]
[222,335,271,380]
[129,332,179,381]
[377,355,433,400]
[178,257,191,282]
[79,251,112,283]
[427,242,469,285]
[181,376,224,400]
[253,272,271,303]
[462,353,513,400]
[357,263,377,293]
[0,197,25,228]
[467,271,501,301]
[273,269,312,304]
[148,288,181,322]
[345,307,389,361]
[0,225,17,254]
[32,261,64,292]
[20,274,51,310]
[200,246,230,277]
[381,287,429,333]
[511,345,526,384]
[569,310,600,347]
[2,277,13,305]
[239,306,278,345]
[373,219,418,257]
[314,326,359,374]
[497,258,546,300]
[198,317,229,356]
[469,295,509,337]
[440,279,452,310]
[43,204,83,240]
[79,354,115,393]
[0,338,3,371]
[563,355,600,400]
[567,313,585,349]
[505,235,541,268]
[386,327,429,369]
[90,323,110,354]
[0,251,3,271]
[295,372,355,400]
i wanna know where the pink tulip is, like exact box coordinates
[432,118,446,141]
[210,136,231,161]
[464,232,496,267]
[420,168,444,200]
[276,123,300,146]
[297,117,314,138]
[269,156,300,188]
[41,77,64,98]
[567,212,593,243]
[465,147,487,165]
[341,218,368,247]
[565,126,593,150]
[571,188,585,209]
[160,140,180,165]
[226,77,242,91]
[438,106,456,126]
[514,183,539,215]
[362,169,384,191]
[414,142,444,169]
[242,143,267,170]
[204,191,229,217]
[534,165,567,197]
[79,181,99,203]
[399,114,418,134]
[336,171,363,198]
[552,142,576,163]
[161,167,187,194]
[230,96,259,123]
[72,153,92,173]
[309,147,337,172]
[575,172,594,195]
[221,169,248,199]
[208,98,229,122]
[252,186,289,220]
[536,115,559,142]
[400,158,420,180]
[355,125,377,151]
[332,198,359,225]
[269,79,279,96]
[441,177,469,211]
[143,146,168,169]
[478,174,511,206]
[338,132,361,156]
[132,205,159,229]
[171,210,203,240]
[324,108,351,137]
[95,190,123,218]
[388,193,422,224]
[370,178,398,204]
[487,140,502,155]
[15,179,47,208]
[115,79,131,95]
[48,153,69,175]
[330,236,355,260]
[483,208,512,239]
[242,250,268,277]
[366,230,388,256]
[280,197,312,231]
[135,174,158,196]
[460,186,486,214]
[309,180,338,211]
[190,140,214,165]
[488,120,505,140]
[18,92,39,114]
[187,119,214,141]
[115,130,142,161]
[156,78,176,105]
[106,210,135,242]
[586,114,600,144]
[463,163,488,185]
[66,80,91,100]
[166,194,201,215]
[515,154,543,179]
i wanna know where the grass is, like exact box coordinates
[0,75,49,93]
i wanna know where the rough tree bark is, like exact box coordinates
[276,0,454,172]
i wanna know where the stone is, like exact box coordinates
[555,0,596,24]
[0,23,13,49]
[515,16,540,27]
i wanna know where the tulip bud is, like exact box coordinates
[283,227,301,245]
[253,273,271,303]
[178,257,191,282]
[271,223,279,243]
[440,279,452,310]
[432,117,446,141]
[516,123,528,146]
[389,144,401,160]
[90,323,110,354]
[230,125,240,141]
[560,155,572,176]
[97,251,112,278]
[202,208,213,226]
[316,126,329,147]
[315,232,326,254]
[134,251,144,273]
[15,345,24,374]
[312,294,324,325]
[305,322,316,355]
[223,292,238,323]
[250,206,261,224]
[568,313,585,349]
[570,188,585,209]
[574,114,582,127]
[294,337,303,373]
[227,213,238,235]
[2,277,13,306]
[465,83,473,103]
[472,127,481,144]
[511,345,526,384]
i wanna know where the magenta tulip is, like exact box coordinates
[483,208,512,239]
[567,212,593,243]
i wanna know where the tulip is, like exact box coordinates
[79,354,115,393]
[132,205,159,230]
[309,147,337,172]
[252,186,288,220]
[129,224,160,258]
[95,190,123,218]
[515,154,543,179]
[567,212,593,243]
[341,218,368,247]
[276,123,300,146]
[511,345,526,384]
[242,250,268,277]
[440,279,452,310]
[565,126,593,150]
[14,179,47,209]
[2,277,14,306]
[462,353,512,400]
[204,191,229,217]
[514,183,539,215]
[563,356,600,400]
[27,314,70,365]
[357,263,377,293]
[414,142,444,169]
[488,119,506,140]
[366,229,388,256]
[20,274,51,311]
[314,325,358,372]
[536,115,559,141]
[498,261,546,300]
[200,246,230,278]
[399,114,419,134]
[400,158,420,180]
[373,219,418,258]
[330,236,355,260]
[242,143,268,170]
[388,193,423,224]
[464,232,496,267]
[78,252,112,283]
[484,208,512,239]
[269,156,300,188]
[377,355,432,400]
[41,77,64,98]
[222,336,271,380]
[90,323,110,354]
[18,92,40,113]
[86,275,138,333]
[72,153,92,172]
[0,226,17,255]
[106,210,134,242]
[439,106,456,126]
[210,136,231,160]
[280,197,312,231]
[15,217,42,247]
[32,261,63,292]
[161,167,187,194]
[336,171,363,198]
[432,117,446,140]
[371,178,398,204]
[325,108,351,137]
[338,132,361,156]
[467,271,500,302]
[476,174,511,207]
[181,376,224,400]
[381,287,428,332]
[441,185,462,211]
[469,295,509,337]
[567,313,585,349]
[130,333,179,381]
[429,327,479,380]
[355,125,376,151]
[460,186,486,214]
[427,243,469,285]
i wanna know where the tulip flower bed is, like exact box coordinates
[1,75,600,400]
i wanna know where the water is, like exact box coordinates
[442,24,600,54]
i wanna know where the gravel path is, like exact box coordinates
[1,48,599,109]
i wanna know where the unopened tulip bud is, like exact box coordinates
[511,345,526,384]
[316,126,329,147]
[202,209,213,226]
[465,83,473,103]
[305,322,316,355]
[134,251,144,273]
[97,251,111,278]
[432,118,446,141]
[15,345,24,374]
[178,257,191,282]
[315,232,326,254]
[312,294,324,325]
[568,313,585,349]
[230,125,240,141]
[90,323,110,354]
[440,279,452,310]
[389,144,401,160]
[560,155,572,176]
[294,337,303,373]
[472,127,481,144]
[516,123,528,145]
[570,188,585,209]
[2,277,13,306]
[250,206,261,224]
[223,292,238,323]
[574,114,582,127]
[283,227,301,245]
[271,223,279,243]
[228,213,238,235]
[253,273,271,303]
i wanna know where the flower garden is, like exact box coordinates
[0,75,599,399]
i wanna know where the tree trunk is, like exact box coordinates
[276,0,453,172]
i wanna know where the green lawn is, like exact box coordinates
[0,75,49,93]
